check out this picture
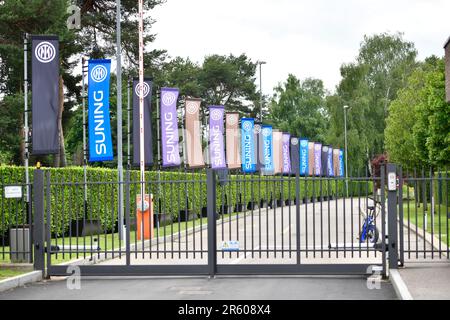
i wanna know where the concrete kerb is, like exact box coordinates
[389,269,413,300]
[0,271,42,293]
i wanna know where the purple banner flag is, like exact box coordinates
[282,133,291,174]
[160,87,181,167]
[314,143,322,176]
[209,106,226,169]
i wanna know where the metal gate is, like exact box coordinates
[30,166,394,278]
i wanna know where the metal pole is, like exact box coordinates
[23,34,29,203]
[344,106,349,197]
[127,78,131,169]
[116,0,124,240]
[156,91,161,229]
[387,163,399,269]
[81,58,88,209]
[138,0,145,241]
[258,61,266,123]
[207,169,217,277]
[259,63,263,123]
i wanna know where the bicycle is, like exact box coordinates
[359,196,381,244]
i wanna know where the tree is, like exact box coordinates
[268,74,327,141]
[385,56,450,169]
[0,0,166,166]
[0,0,81,166]
[327,32,418,172]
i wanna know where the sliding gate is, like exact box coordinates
[32,166,390,277]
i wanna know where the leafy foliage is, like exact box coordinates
[268,74,328,140]
[385,57,450,169]
[326,33,418,172]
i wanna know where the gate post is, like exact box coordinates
[207,169,217,277]
[33,169,45,276]
[387,163,399,269]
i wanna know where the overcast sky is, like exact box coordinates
[150,0,450,95]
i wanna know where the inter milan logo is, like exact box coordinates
[292,138,299,146]
[227,114,238,126]
[211,109,223,121]
[186,101,199,115]
[91,65,108,83]
[135,82,150,98]
[242,121,252,132]
[35,42,56,63]
[300,139,307,147]
[262,127,271,137]
[162,91,176,106]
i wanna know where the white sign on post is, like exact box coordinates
[222,240,240,252]
[388,172,397,191]
[4,186,22,199]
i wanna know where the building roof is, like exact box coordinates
[444,36,450,49]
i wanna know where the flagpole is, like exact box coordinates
[116,0,124,241]
[138,0,145,240]
[23,33,29,204]
[127,77,131,169]
[81,57,88,214]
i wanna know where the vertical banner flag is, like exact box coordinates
[314,143,322,176]
[225,113,241,169]
[31,35,60,154]
[88,59,113,162]
[299,138,308,176]
[291,137,300,176]
[209,106,226,169]
[254,123,264,171]
[273,131,283,175]
[261,125,274,175]
[282,133,291,174]
[339,149,345,177]
[241,118,256,173]
[160,87,181,167]
[321,145,329,177]
[327,146,334,176]
[185,98,204,168]
[133,78,153,166]
[333,149,340,178]
[308,142,315,176]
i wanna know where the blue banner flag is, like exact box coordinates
[327,146,334,177]
[299,138,309,176]
[241,118,256,173]
[88,59,113,162]
[262,125,274,175]
[339,149,344,177]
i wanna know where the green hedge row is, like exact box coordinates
[0,165,373,237]
[434,171,449,206]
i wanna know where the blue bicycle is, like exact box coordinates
[359,197,380,244]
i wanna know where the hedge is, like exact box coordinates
[434,171,449,207]
[0,165,373,237]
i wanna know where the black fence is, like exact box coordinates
[398,168,449,263]
[1,164,448,277]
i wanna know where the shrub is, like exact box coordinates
[0,165,373,237]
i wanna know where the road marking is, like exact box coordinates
[230,246,260,264]
[282,224,292,235]
[178,290,213,295]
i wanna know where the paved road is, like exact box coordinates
[0,275,396,300]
